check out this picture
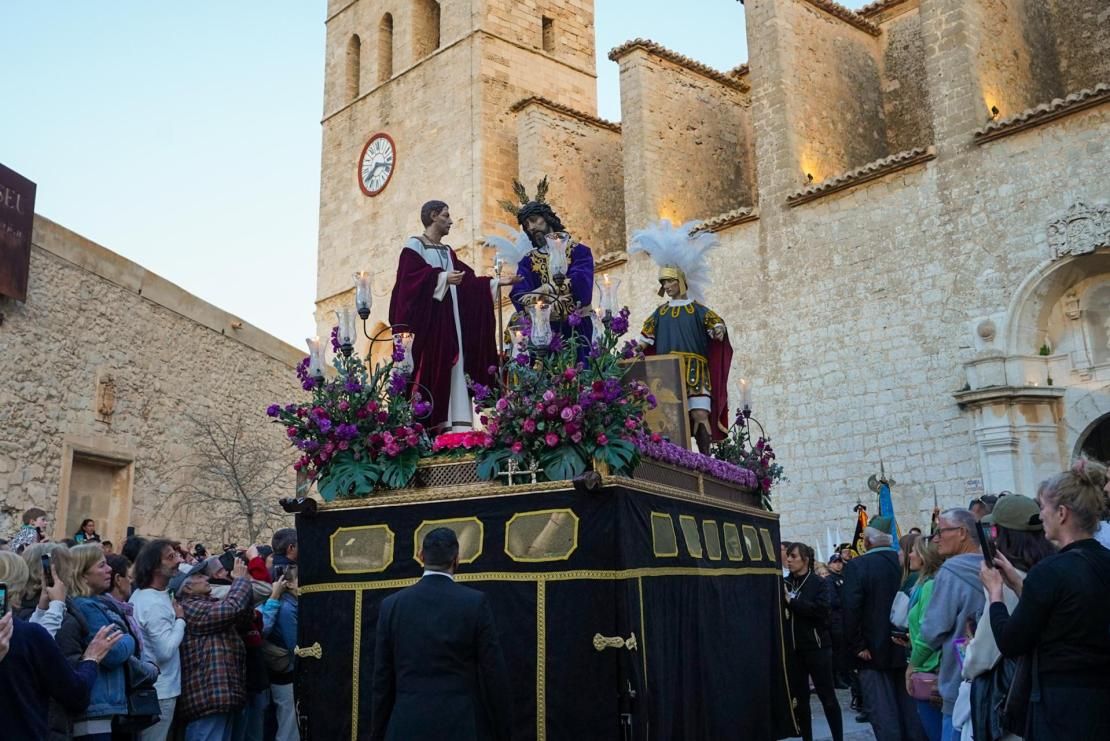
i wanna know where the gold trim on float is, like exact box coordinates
[330,525,396,574]
[722,523,745,561]
[651,512,679,557]
[413,517,484,565]
[638,577,648,686]
[351,590,363,741]
[678,515,704,558]
[702,520,723,561]
[302,566,782,594]
[742,524,763,561]
[536,580,547,741]
[315,475,779,521]
[505,509,580,562]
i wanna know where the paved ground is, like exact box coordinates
[782,688,877,741]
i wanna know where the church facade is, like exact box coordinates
[315,0,1109,546]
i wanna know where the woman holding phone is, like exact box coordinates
[980,461,1110,739]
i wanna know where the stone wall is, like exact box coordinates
[877,4,935,152]
[973,0,1063,119]
[0,217,302,547]
[1047,0,1110,95]
[514,99,624,258]
[483,0,596,75]
[612,44,753,237]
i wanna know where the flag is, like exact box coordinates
[850,502,868,557]
[878,479,902,551]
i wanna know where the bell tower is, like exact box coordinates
[315,0,598,338]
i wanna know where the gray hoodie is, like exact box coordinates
[920,552,985,713]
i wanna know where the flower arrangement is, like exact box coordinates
[635,433,759,489]
[711,410,786,504]
[472,307,656,481]
[431,431,493,458]
[267,334,431,500]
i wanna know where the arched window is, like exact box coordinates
[378,13,394,82]
[414,0,441,58]
[346,34,361,101]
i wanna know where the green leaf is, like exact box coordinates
[477,448,512,481]
[381,447,420,489]
[602,438,638,473]
[539,445,588,481]
[317,452,381,501]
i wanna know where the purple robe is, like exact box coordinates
[509,241,594,359]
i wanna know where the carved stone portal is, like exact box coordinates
[1047,201,1109,260]
[96,373,117,424]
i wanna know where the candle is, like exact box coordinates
[738,378,752,408]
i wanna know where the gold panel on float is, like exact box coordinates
[702,520,722,561]
[651,512,679,557]
[678,515,703,558]
[414,517,484,565]
[722,523,745,561]
[742,524,763,561]
[505,509,579,562]
[760,528,777,564]
[330,525,395,574]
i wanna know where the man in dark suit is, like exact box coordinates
[841,517,926,741]
[370,527,511,741]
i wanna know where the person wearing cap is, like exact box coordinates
[175,557,254,740]
[920,509,985,740]
[842,516,927,741]
[961,495,1054,739]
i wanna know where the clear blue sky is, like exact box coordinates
[1,0,868,349]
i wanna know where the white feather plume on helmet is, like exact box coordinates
[628,220,719,303]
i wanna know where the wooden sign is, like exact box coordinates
[0,163,36,301]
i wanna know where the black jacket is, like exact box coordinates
[17,599,89,741]
[827,572,845,634]
[841,549,906,670]
[784,571,831,652]
[370,575,512,741]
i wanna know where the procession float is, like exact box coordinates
[270,216,796,740]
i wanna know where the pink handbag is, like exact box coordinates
[910,672,939,701]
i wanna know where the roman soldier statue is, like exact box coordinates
[630,220,733,455]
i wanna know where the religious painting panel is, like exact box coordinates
[620,354,690,449]
[0,163,36,301]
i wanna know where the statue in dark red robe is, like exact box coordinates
[388,201,497,433]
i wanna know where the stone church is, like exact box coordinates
[315,0,1108,546]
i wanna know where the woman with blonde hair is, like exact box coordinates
[18,542,71,637]
[904,536,944,741]
[0,551,123,740]
[980,459,1110,739]
[64,544,157,740]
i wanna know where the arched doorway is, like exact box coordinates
[1078,413,1110,464]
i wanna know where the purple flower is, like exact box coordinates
[330,325,341,353]
[345,379,362,393]
[515,353,530,366]
[609,314,629,335]
[568,312,582,327]
[413,401,432,417]
[542,389,556,403]
[471,383,490,402]
[560,407,574,422]
[389,372,407,396]
[496,398,509,412]
[392,343,406,363]
[266,404,281,417]
[317,417,333,434]
[336,423,359,440]
[549,333,565,353]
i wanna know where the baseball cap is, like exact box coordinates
[982,494,1042,531]
[869,516,894,534]
[828,553,843,564]
[169,560,207,596]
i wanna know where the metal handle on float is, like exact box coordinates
[593,632,638,652]
[294,642,323,659]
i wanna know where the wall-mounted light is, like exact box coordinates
[805,172,815,183]
[989,105,1000,120]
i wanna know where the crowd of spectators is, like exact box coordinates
[1,516,303,741]
[783,460,1110,741]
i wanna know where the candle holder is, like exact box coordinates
[354,272,373,320]
[528,300,554,349]
[335,308,357,358]
[305,337,326,385]
[544,231,571,285]
[392,332,414,375]
[596,273,621,319]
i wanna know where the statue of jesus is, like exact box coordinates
[388,200,497,432]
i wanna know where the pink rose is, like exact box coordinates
[511,441,524,454]
[563,368,577,381]
[596,433,609,446]
[523,419,536,433]
[560,407,574,422]
[545,432,560,447]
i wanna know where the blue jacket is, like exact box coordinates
[73,596,137,720]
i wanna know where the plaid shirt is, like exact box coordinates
[178,576,255,722]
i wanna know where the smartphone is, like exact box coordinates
[891,627,909,642]
[975,521,996,568]
[42,553,54,587]
[273,565,287,582]
[0,582,8,616]
[218,551,236,574]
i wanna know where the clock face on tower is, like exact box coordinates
[358,133,395,197]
